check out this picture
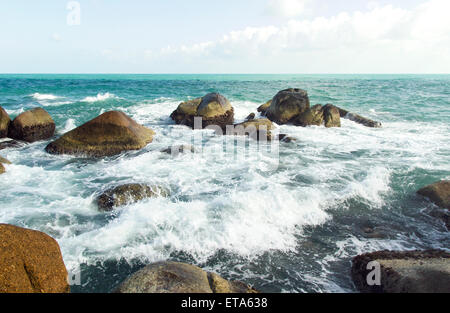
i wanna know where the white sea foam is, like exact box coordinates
[81,92,118,103]
[31,93,61,100]
[60,118,77,134]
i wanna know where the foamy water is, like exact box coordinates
[0,75,449,293]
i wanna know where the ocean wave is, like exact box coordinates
[31,93,61,100]
[81,92,118,103]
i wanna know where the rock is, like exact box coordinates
[337,107,382,128]
[170,93,234,131]
[266,89,310,125]
[232,118,275,141]
[429,208,450,230]
[0,107,11,138]
[46,111,155,157]
[97,183,169,211]
[245,113,256,121]
[351,250,450,293]
[323,104,341,128]
[0,224,70,293]
[294,104,324,127]
[0,140,24,151]
[257,100,271,115]
[8,108,55,143]
[114,261,258,293]
[162,145,196,155]
[0,156,11,175]
[417,180,450,209]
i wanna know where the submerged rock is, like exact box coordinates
[0,224,70,293]
[417,180,450,209]
[46,111,155,157]
[232,118,275,141]
[0,139,24,151]
[97,183,169,211]
[245,113,256,121]
[8,108,55,143]
[114,261,258,293]
[429,208,450,230]
[266,88,310,125]
[0,107,11,138]
[161,145,196,155]
[170,93,234,131]
[351,250,450,293]
[337,107,382,128]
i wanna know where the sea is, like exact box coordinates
[0,74,449,293]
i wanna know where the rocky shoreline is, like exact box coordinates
[0,88,448,293]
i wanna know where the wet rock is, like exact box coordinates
[170,93,234,131]
[351,250,450,293]
[323,104,341,128]
[0,139,24,151]
[429,208,449,230]
[0,107,11,138]
[266,88,310,125]
[337,107,382,128]
[417,180,450,209]
[232,118,275,141]
[294,104,324,127]
[0,163,4,175]
[8,108,55,143]
[278,134,296,143]
[0,224,70,293]
[245,113,256,121]
[162,145,196,155]
[97,183,169,212]
[46,111,155,157]
[0,156,11,175]
[114,261,258,293]
[257,100,271,115]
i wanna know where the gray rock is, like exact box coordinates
[418,180,450,209]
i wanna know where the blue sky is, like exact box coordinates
[0,0,448,73]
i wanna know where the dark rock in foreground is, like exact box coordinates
[0,224,70,293]
[417,180,450,209]
[8,108,55,143]
[170,93,234,131]
[114,261,258,293]
[97,183,169,211]
[351,250,450,293]
[0,107,11,138]
[46,111,155,157]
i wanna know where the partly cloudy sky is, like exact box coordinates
[0,0,449,73]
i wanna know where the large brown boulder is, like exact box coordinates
[114,261,258,293]
[0,224,70,293]
[417,180,450,209]
[46,111,155,157]
[323,104,341,128]
[8,108,55,143]
[351,250,450,293]
[170,93,234,131]
[0,107,11,138]
[232,118,275,141]
[265,89,310,125]
[294,104,324,127]
[97,183,169,212]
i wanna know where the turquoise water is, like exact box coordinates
[0,74,449,293]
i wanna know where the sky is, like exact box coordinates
[0,0,449,73]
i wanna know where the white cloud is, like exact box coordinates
[266,0,313,18]
[147,0,449,73]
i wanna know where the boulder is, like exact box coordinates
[0,224,70,293]
[294,104,324,127]
[257,100,271,115]
[162,145,196,155]
[97,183,169,212]
[351,250,450,293]
[46,111,155,157]
[170,93,234,131]
[114,261,258,293]
[265,89,310,125]
[0,107,11,138]
[245,113,256,121]
[323,104,341,128]
[0,164,4,175]
[337,107,382,128]
[417,180,450,209]
[8,108,55,142]
[232,118,275,141]
[0,156,11,175]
